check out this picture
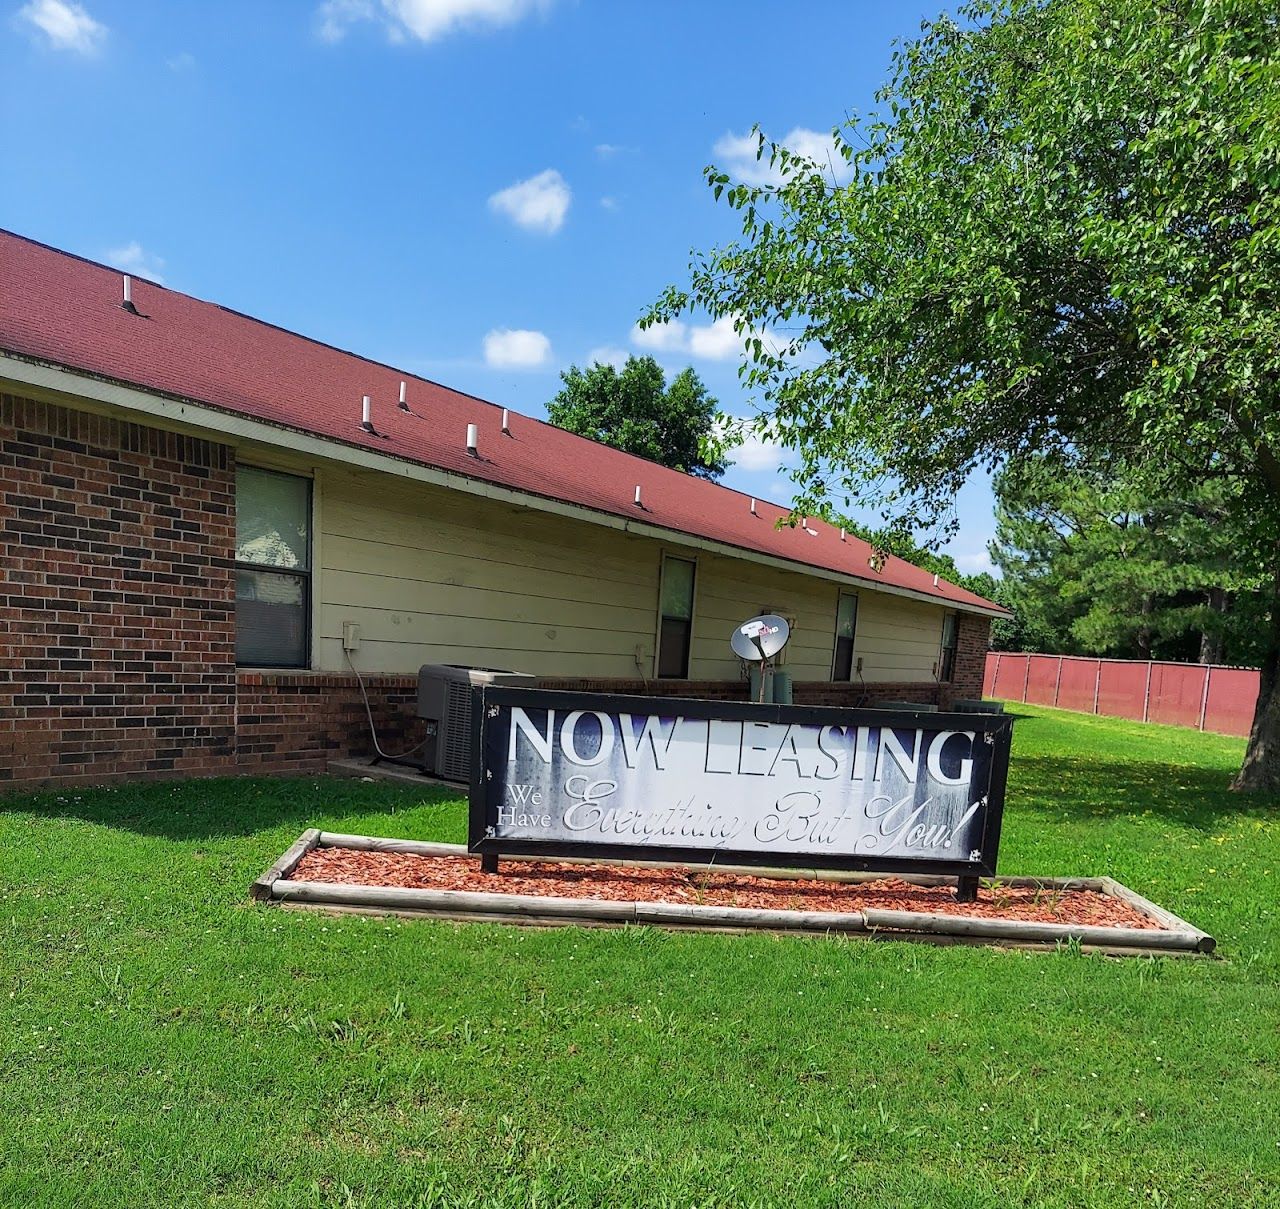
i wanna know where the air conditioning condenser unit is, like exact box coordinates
[416,664,536,781]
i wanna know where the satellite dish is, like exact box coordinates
[731,614,791,662]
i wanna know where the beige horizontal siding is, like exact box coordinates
[689,553,839,681]
[317,470,658,676]
[855,592,947,682]
[312,466,947,684]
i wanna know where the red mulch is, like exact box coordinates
[288,848,1161,930]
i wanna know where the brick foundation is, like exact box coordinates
[0,392,993,791]
[235,671,425,775]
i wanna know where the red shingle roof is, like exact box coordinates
[0,229,1002,614]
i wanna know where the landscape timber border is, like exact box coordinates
[251,830,1216,958]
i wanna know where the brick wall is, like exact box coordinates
[536,677,750,700]
[540,676,947,708]
[947,614,992,704]
[0,393,237,788]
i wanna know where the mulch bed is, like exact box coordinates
[288,848,1162,930]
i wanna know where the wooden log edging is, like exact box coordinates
[860,908,1209,954]
[251,830,1216,956]
[250,827,321,901]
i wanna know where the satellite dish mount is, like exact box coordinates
[731,614,792,703]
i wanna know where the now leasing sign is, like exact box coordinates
[469,688,1013,879]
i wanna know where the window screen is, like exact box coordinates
[235,466,311,668]
[939,612,959,682]
[832,592,858,680]
[657,556,695,679]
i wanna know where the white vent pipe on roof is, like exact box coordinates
[502,408,511,434]
[467,423,479,456]
[398,381,409,410]
[121,274,139,315]
[933,573,940,587]
[361,395,373,431]
[840,528,846,542]
[634,485,643,506]
[750,498,757,515]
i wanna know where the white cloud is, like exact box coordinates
[488,168,571,234]
[166,51,196,71]
[688,315,746,360]
[713,416,788,473]
[713,127,853,187]
[631,315,761,362]
[106,242,166,285]
[484,328,551,369]
[731,432,788,473]
[954,548,997,576]
[18,0,105,54]
[631,319,687,354]
[317,0,550,44]
[586,346,628,370]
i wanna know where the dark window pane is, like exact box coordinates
[236,569,308,667]
[941,646,958,682]
[940,613,958,682]
[833,593,858,680]
[834,636,854,681]
[236,466,310,569]
[658,617,691,679]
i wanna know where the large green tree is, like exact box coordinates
[991,459,1267,664]
[647,0,1280,790]
[546,356,728,480]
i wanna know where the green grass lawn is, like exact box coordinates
[2,704,1278,1208]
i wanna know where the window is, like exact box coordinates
[832,592,859,680]
[235,466,311,668]
[657,556,696,679]
[939,612,959,682]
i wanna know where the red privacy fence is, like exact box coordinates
[983,652,1259,737]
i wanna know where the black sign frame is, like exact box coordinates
[469,687,1013,896]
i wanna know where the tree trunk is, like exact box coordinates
[1232,557,1280,793]
[1198,588,1227,665]
[1136,594,1153,660]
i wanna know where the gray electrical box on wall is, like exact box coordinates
[416,664,537,781]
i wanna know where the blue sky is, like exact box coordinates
[2,0,996,574]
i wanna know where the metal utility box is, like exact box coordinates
[416,664,536,781]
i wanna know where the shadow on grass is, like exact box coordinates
[0,774,464,841]
[1011,754,1278,831]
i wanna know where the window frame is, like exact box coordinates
[234,463,314,670]
[654,552,698,680]
[831,590,859,681]
[939,611,959,682]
